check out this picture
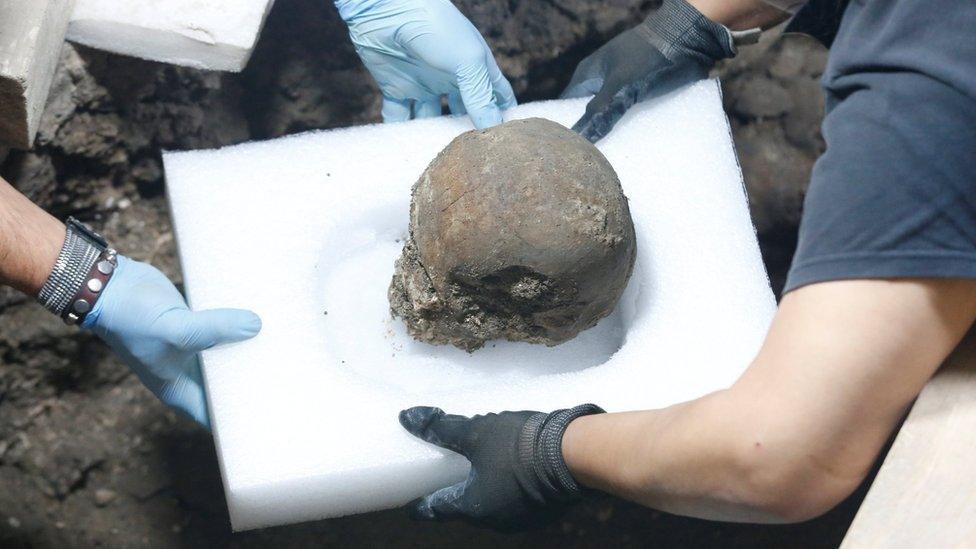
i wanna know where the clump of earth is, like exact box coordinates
[389,117,636,352]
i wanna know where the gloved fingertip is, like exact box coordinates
[414,98,442,119]
[577,125,605,144]
[447,93,466,116]
[399,406,443,436]
[382,98,411,123]
[571,112,611,144]
[237,310,263,337]
[220,309,262,339]
[493,83,517,110]
[468,105,502,130]
[559,84,584,100]
[162,377,211,430]
[194,409,212,431]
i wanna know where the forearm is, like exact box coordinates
[564,279,976,523]
[0,175,65,296]
[563,391,836,523]
[689,0,793,30]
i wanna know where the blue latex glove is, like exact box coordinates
[336,0,517,128]
[82,256,261,428]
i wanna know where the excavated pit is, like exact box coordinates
[389,117,636,351]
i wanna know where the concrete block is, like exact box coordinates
[0,0,73,150]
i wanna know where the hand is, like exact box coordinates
[336,0,517,129]
[399,404,603,529]
[561,0,737,142]
[82,256,261,428]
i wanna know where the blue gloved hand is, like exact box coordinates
[336,0,517,129]
[82,256,261,429]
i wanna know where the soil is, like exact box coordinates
[390,118,636,351]
[0,1,856,547]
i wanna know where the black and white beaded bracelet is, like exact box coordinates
[37,217,116,325]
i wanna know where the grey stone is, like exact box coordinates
[736,121,815,234]
[731,75,793,119]
[782,77,825,151]
[93,488,116,507]
[389,118,636,351]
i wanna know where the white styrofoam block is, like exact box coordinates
[67,0,276,71]
[163,80,776,531]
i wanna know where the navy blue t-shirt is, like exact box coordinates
[783,0,976,293]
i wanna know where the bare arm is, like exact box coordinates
[0,175,65,296]
[563,278,976,522]
[691,0,792,30]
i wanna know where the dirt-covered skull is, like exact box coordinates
[389,117,636,351]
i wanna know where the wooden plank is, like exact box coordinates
[841,328,976,548]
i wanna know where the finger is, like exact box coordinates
[159,367,211,429]
[413,96,443,119]
[169,308,262,352]
[455,57,502,129]
[382,97,412,123]
[407,482,467,521]
[561,75,603,100]
[571,78,635,143]
[399,406,472,454]
[487,57,517,110]
[560,55,604,99]
[153,364,210,430]
[447,92,467,116]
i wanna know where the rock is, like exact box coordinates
[4,151,56,203]
[731,76,793,119]
[389,118,636,351]
[93,488,117,507]
[0,302,74,349]
[769,37,807,80]
[735,121,815,234]
[782,77,825,152]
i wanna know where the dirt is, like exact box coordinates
[0,1,850,547]
[390,118,635,351]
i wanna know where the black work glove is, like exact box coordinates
[399,404,605,530]
[562,0,740,142]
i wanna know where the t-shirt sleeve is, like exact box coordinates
[783,1,976,293]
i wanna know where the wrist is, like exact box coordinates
[526,404,605,501]
[686,0,791,31]
[25,219,66,296]
[0,177,66,296]
[561,412,601,489]
[641,0,738,63]
[37,217,118,325]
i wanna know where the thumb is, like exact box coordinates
[571,76,633,143]
[171,308,262,352]
[455,58,502,129]
[407,482,467,521]
[560,55,604,100]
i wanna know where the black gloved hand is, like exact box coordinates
[399,404,604,530]
[562,0,739,142]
